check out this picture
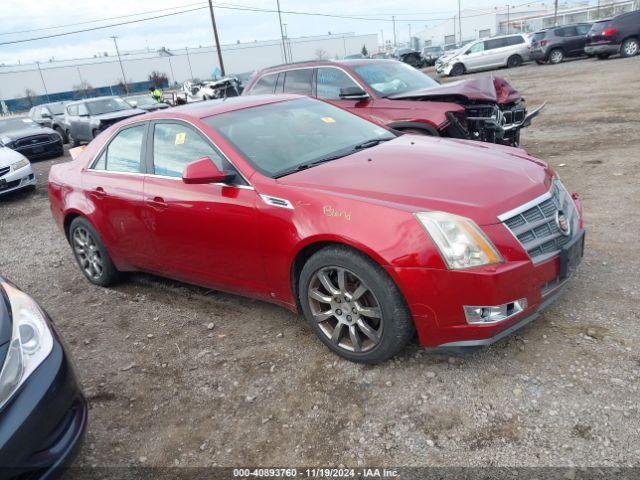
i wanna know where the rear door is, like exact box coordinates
[82,122,154,268]
[559,26,581,55]
[462,41,487,70]
[282,68,314,96]
[76,103,92,141]
[142,120,266,297]
[315,66,373,117]
[482,37,508,68]
[575,24,592,53]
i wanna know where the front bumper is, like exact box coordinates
[15,138,63,160]
[0,164,36,196]
[0,319,87,479]
[585,43,620,55]
[391,231,583,348]
[435,62,453,75]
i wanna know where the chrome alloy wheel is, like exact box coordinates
[73,227,104,280]
[307,266,383,353]
[624,40,639,57]
[550,49,563,63]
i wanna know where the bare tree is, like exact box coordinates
[148,71,169,88]
[72,80,95,99]
[361,44,369,57]
[314,49,328,60]
[24,88,37,108]
[117,79,133,95]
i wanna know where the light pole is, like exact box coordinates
[185,47,194,79]
[111,36,128,94]
[36,61,50,102]
[208,0,226,76]
[458,0,462,43]
[392,16,397,47]
[553,0,559,26]
[408,24,412,48]
[276,0,288,63]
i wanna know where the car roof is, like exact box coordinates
[255,58,396,75]
[144,94,304,120]
[66,96,120,106]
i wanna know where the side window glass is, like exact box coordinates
[577,24,591,35]
[152,122,228,178]
[93,151,106,170]
[275,72,285,93]
[316,68,359,100]
[468,42,485,53]
[564,26,578,36]
[104,125,145,173]
[486,38,505,50]
[68,105,78,116]
[283,69,313,95]
[250,74,277,94]
[78,104,89,116]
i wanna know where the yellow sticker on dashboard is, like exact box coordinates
[175,132,186,145]
[321,117,336,123]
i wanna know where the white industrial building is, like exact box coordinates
[0,32,377,102]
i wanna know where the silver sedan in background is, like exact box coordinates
[0,147,36,196]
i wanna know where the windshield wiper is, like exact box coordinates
[353,137,393,150]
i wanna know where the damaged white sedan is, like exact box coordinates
[0,147,36,196]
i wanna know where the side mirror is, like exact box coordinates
[41,112,52,119]
[339,86,369,100]
[182,157,235,184]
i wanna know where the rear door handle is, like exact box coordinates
[146,196,168,211]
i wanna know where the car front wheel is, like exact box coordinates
[69,217,121,287]
[450,63,465,76]
[299,246,414,363]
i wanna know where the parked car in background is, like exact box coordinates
[585,10,640,59]
[0,147,36,196]
[531,24,592,64]
[125,94,171,111]
[370,52,392,59]
[28,101,69,142]
[436,34,530,76]
[0,117,63,160]
[182,77,244,102]
[243,59,543,146]
[393,48,425,67]
[422,46,445,66]
[48,95,584,363]
[62,96,145,146]
[0,277,87,476]
[344,53,367,59]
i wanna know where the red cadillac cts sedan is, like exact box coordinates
[48,95,585,363]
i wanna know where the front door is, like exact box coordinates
[142,121,267,297]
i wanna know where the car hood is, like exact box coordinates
[0,147,29,168]
[277,135,552,226]
[387,76,521,104]
[139,103,170,111]
[0,127,57,141]
[94,109,146,121]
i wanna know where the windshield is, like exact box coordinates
[0,118,41,133]
[423,47,441,53]
[127,96,157,107]
[204,98,395,178]
[48,103,67,115]
[86,98,131,115]
[353,62,439,96]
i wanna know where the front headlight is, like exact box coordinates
[0,282,53,409]
[11,158,29,171]
[415,211,503,270]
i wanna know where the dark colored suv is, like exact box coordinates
[531,23,592,64]
[585,10,640,59]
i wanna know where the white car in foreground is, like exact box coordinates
[0,146,36,196]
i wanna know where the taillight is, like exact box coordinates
[602,28,617,36]
[540,40,548,47]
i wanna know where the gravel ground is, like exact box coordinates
[0,56,639,471]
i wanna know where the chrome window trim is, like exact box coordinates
[315,66,368,96]
[85,117,254,189]
[253,65,368,97]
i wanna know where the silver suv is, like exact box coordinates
[436,34,530,76]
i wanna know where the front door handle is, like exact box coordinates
[146,196,168,211]
[91,186,107,198]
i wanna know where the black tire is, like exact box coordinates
[507,54,523,68]
[298,246,415,364]
[548,48,564,64]
[69,217,121,287]
[450,63,465,76]
[54,126,68,144]
[535,59,546,65]
[621,38,639,58]
[596,53,610,60]
[68,130,80,147]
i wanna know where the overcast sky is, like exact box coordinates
[1,0,560,65]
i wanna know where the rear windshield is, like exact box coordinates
[589,20,610,33]
[533,31,546,41]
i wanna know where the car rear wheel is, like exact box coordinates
[54,126,68,144]
[450,63,465,76]
[507,55,523,68]
[549,49,564,64]
[299,246,414,363]
[621,38,639,58]
[596,53,610,60]
[535,59,546,65]
[67,130,80,147]
[69,217,121,287]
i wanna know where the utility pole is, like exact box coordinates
[283,23,292,62]
[276,0,288,63]
[408,24,412,48]
[392,16,397,47]
[111,36,128,94]
[167,56,176,85]
[507,4,510,34]
[35,61,50,102]
[553,0,559,26]
[185,47,194,79]
[76,67,85,98]
[458,0,462,43]
[208,0,226,76]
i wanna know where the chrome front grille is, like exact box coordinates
[14,135,50,148]
[499,180,579,263]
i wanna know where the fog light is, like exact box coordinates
[463,298,528,325]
